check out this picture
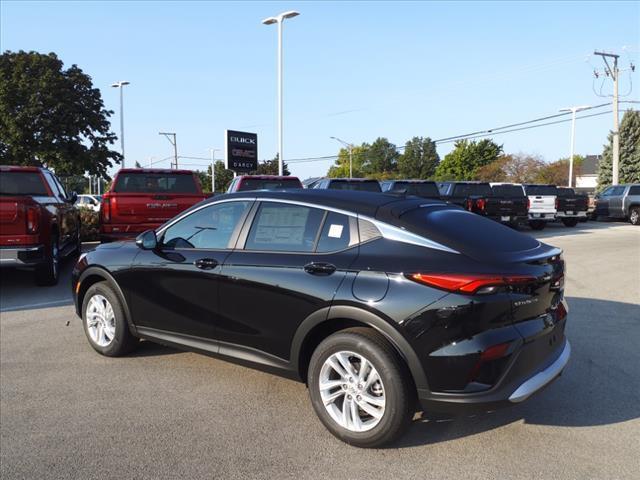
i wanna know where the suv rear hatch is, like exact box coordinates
[237,176,302,191]
[328,179,381,192]
[390,181,440,198]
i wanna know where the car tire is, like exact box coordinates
[35,237,59,286]
[307,327,414,448]
[528,220,546,230]
[629,207,640,226]
[82,281,139,357]
[561,217,579,227]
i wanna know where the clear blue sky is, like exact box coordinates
[2,1,638,179]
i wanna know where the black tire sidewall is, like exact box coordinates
[308,330,412,448]
[529,220,545,230]
[35,237,59,286]
[81,282,136,357]
[562,218,579,227]
[630,208,640,225]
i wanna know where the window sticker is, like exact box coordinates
[328,224,344,238]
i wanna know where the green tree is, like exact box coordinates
[536,156,584,186]
[0,50,121,177]
[362,137,399,176]
[434,139,503,181]
[249,154,291,176]
[213,161,234,193]
[327,144,369,178]
[597,110,640,190]
[397,136,439,179]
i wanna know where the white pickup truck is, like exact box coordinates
[523,184,558,230]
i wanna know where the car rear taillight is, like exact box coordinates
[101,197,111,223]
[407,273,537,295]
[526,197,531,210]
[555,197,559,209]
[26,207,39,234]
[465,199,473,211]
[475,198,486,211]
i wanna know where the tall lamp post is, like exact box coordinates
[210,148,221,193]
[559,105,591,187]
[111,81,130,167]
[330,136,354,178]
[262,10,300,176]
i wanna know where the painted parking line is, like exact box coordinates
[1,299,73,313]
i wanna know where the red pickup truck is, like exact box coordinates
[100,168,208,242]
[0,165,81,285]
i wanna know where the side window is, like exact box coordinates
[43,172,62,198]
[611,186,625,196]
[52,175,68,199]
[628,186,640,195]
[245,202,324,252]
[316,212,353,253]
[162,201,250,249]
[600,186,614,196]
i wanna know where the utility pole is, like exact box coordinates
[159,132,178,169]
[210,148,220,193]
[330,136,355,178]
[594,51,620,185]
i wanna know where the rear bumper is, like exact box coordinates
[486,214,528,224]
[100,224,160,242]
[0,245,45,267]
[528,212,556,221]
[556,211,588,218]
[418,339,570,414]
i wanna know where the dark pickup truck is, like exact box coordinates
[0,165,80,285]
[556,187,589,227]
[100,168,208,242]
[380,180,441,199]
[438,181,528,226]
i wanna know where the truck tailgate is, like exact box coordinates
[110,193,205,225]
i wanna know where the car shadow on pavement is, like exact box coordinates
[522,219,630,239]
[128,340,180,357]
[394,296,640,448]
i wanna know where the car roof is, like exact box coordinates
[208,188,445,217]
[238,175,300,180]
[116,168,194,174]
[0,165,44,173]
[390,179,437,184]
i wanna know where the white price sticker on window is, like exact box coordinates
[328,224,344,238]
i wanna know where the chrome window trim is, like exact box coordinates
[157,196,460,255]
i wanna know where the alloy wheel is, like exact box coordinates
[319,351,386,432]
[86,294,116,347]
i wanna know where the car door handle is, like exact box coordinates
[194,258,218,270]
[304,262,336,276]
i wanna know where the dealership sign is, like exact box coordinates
[225,130,258,172]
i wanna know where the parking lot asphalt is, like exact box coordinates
[1,221,639,480]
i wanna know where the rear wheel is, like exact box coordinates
[82,281,138,356]
[35,237,59,286]
[307,328,413,448]
[561,217,579,227]
[529,220,546,230]
[630,207,640,226]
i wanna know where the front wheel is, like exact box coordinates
[561,217,579,227]
[307,328,414,448]
[629,207,640,226]
[82,281,138,356]
[529,220,546,230]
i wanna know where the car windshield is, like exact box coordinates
[0,171,49,196]
[114,173,198,193]
[491,185,525,197]
[328,180,381,192]
[392,182,440,197]
[94,195,102,202]
[452,183,492,197]
[525,185,558,196]
[237,178,302,191]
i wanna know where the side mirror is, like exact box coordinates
[136,230,158,250]
[68,191,78,204]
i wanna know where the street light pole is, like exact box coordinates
[262,10,300,176]
[330,136,354,178]
[159,132,178,168]
[559,105,591,187]
[111,81,130,167]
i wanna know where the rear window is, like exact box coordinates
[328,180,381,192]
[491,185,525,197]
[525,185,558,196]
[556,188,576,197]
[113,173,198,194]
[392,182,440,197]
[0,171,48,196]
[452,183,492,197]
[237,178,302,191]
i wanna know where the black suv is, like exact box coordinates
[311,178,381,192]
[72,190,570,447]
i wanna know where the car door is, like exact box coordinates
[217,201,359,362]
[607,186,626,217]
[127,200,253,340]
